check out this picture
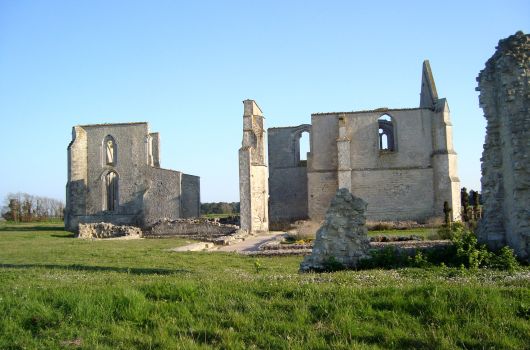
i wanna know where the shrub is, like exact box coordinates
[322,256,345,272]
[488,246,520,272]
[254,259,265,273]
[358,225,521,271]
[436,222,464,240]
[407,251,431,268]
[284,232,314,244]
[451,226,492,269]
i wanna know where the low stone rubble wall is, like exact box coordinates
[76,218,244,245]
[78,222,142,239]
[246,239,452,257]
[144,218,240,242]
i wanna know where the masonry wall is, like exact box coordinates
[268,125,311,224]
[249,164,269,230]
[239,100,269,233]
[477,32,529,261]
[83,123,147,226]
[65,122,200,231]
[307,113,339,220]
[181,174,201,218]
[65,126,88,231]
[143,167,182,226]
[308,108,458,222]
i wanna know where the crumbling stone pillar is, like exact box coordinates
[300,188,370,271]
[239,100,269,233]
[477,31,529,261]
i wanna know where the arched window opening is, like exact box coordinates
[299,131,310,162]
[104,171,118,211]
[103,135,116,165]
[378,114,395,151]
[380,132,388,150]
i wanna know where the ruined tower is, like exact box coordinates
[239,100,269,233]
[477,31,530,261]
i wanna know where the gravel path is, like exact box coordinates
[169,231,286,253]
[214,231,286,252]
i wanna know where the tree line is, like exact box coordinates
[200,202,240,215]
[1,193,65,222]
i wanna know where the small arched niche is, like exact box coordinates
[378,114,395,152]
[103,135,117,166]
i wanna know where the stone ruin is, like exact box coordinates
[239,100,269,233]
[300,188,370,272]
[78,222,142,239]
[143,218,243,245]
[77,218,244,245]
[477,31,530,261]
[244,61,461,230]
[65,122,200,233]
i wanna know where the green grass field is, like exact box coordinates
[0,222,529,349]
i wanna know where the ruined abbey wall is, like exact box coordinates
[307,104,459,222]
[268,125,311,224]
[266,61,460,224]
[477,31,530,261]
[65,122,200,231]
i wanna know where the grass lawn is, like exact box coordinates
[0,222,529,349]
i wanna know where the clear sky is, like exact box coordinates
[0,0,528,203]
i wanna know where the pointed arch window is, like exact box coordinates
[103,135,117,165]
[104,171,118,211]
[378,114,395,152]
[292,124,312,167]
[297,131,310,166]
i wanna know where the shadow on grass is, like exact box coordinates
[50,233,75,238]
[0,225,65,232]
[0,263,190,275]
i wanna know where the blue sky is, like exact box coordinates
[0,0,528,203]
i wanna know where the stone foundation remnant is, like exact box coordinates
[78,222,142,239]
[239,100,269,233]
[300,188,370,272]
[144,218,241,244]
[477,31,530,261]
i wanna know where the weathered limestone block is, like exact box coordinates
[77,222,142,239]
[477,31,530,261]
[300,188,370,271]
